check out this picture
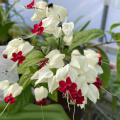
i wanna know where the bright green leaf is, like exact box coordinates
[70,29,104,50]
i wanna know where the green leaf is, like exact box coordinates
[109,22,120,46]
[96,47,111,87]
[0,22,14,44]
[110,22,120,32]
[46,36,58,49]
[117,49,120,81]
[0,104,70,120]
[48,90,58,102]
[18,49,44,74]
[70,29,104,50]
[79,20,91,31]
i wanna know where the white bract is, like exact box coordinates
[31,1,47,21]
[4,83,23,98]
[2,38,34,59]
[45,49,65,68]
[62,22,74,46]
[42,17,62,38]
[31,66,53,85]
[34,86,48,102]
[31,2,67,22]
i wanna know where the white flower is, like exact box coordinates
[70,50,88,73]
[31,1,47,21]
[31,66,53,85]
[45,49,65,68]
[34,86,48,102]
[31,2,67,22]
[62,22,74,46]
[42,17,62,38]
[46,4,67,21]
[84,49,99,66]
[2,38,34,59]
[4,83,23,98]
[0,80,9,90]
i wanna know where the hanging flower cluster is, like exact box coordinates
[31,49,103,108]
[26,0,74,46]
[0,0,104,112]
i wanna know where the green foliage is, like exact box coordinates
[48,90,58,102]
[70,29,104,50]
[109,22,120,45]
[0,104,70,120]
[117,49,120,81]
[79,20,91,31]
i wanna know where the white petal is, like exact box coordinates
[63,35,73,46]
[4,83,23,97]
[48,76,58,93]
[31,70,40,80]
[45,49,60,59]
[62,22,74,36]
[31,1,47,21]
[48,54,65,68]
[19,42,34,55]
[84,49,99,66]
[35,67,53,85]
[96,65,103,74]
[34,86,48,101]
[86,84,99,103]
[55,64,70,82]
[46,4,67,21]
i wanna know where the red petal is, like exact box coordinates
[66,77,72,85]
[59,81,66,87]
[25,0,35,9]
[39,21,43,26]
[17,51,22,56]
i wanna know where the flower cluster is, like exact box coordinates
[31,49,103,108]
[26,0,74,46]
[2,38,34,65]
[0,1,104,110]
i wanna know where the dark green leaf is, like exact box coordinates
[79,20,91,31]
[48,90,58,102]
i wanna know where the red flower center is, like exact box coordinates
[4,94,15,104]
[25,0,35,9]
[39,58,49,69]
[58,77,84,105]
[11,51,25,65]
[94,77,102,89]
[32,21,44,35]
[36,99,47,106]
[3,54,8,59]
